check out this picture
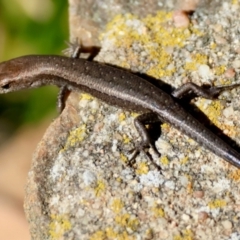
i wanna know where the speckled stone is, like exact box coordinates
[25,1,240,240]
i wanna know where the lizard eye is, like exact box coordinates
[2,83,10,89]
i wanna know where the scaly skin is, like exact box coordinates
[0,55,239,168]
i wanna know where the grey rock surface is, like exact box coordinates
[25,0,240,239]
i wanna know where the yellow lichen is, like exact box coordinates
[145,229,154,239]
[143,12,190,48]
[105,228,118,239]
[190,27,204,36]
[161,123,170,131]
[94,180,106,197]
[174,229,193,240]
[180,156,189,164]
[214,65,226,76]
[64,125,86,149]
[49,214,72,239]
[89,230,105,240]
[193,53,208,64]
[160,155,169,165]
[80,93,93,100]
[184,53,208,72]
[123,134,131,144]
[103,11,202,80]
[119,112,126,121]
[196,99,224,127]
[208,199,227,209]
[152,204,165,218]
[90,228,136,240]
[106,228,136,240]
[131,112,139,118]
[111,199,124,214]
[115,213,139,231]
[184,62,197,71]
[147,61,176,78]
[136,162,149,174]
[116,177,122,182]
[210,42,217,49]
[120,153,128,163]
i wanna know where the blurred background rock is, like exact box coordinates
[0,0,68,239]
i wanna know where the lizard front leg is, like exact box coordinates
[57,43,82,112]
[172,82,240,100]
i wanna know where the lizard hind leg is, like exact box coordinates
[129,112,162,164]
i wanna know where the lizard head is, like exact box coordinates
[0,56,34,93]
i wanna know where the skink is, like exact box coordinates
[0,54,240,168]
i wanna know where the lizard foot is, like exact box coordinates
[129,141,161,163]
